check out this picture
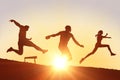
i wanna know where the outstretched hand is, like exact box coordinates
[105,33,112,39]
[80,45,84,48]
[46,36,50,39]
[108,37,112,39]
[10,19,15,22]
[106,33,108,36]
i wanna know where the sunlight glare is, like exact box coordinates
[52,55,68,70]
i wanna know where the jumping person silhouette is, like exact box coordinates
[7,19,48,55]
[46,25,84,60]
[80,30,116,63]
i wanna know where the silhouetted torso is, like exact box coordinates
[96,34,102,45]
[19,27,27,41]
[59,31,72,47]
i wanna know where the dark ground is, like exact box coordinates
[0,58,120,80]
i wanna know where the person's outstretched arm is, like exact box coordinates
[10,19,22,28]
[71,34,84,48]
[103,33,111,39]
[46,32,60,39]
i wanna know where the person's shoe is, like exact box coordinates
[42,49,48,54]
[79,58,85,64]
[111,53,116,56]
[7,47,13,53]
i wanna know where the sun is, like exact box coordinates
[52,55,68,70]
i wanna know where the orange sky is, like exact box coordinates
[0,0,120,70]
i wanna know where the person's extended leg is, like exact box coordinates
[80,45,98,63]
[99,44,116,56]
[24,40,48,54]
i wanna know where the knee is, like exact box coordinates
[18,51,23,55]
[105,45,110,48]
[107,45,110,47]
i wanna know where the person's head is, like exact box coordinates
[98,30,103,35]
[65,25,71,32]
[24,25,29,31]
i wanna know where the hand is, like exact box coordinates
[105,33,108,37]
[10,19,15,22]
[46,36,50,39]
[80,45,84,48]
[108,37,112,39]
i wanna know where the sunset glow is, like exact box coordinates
[0,0,120,70]
[52,55,68,70]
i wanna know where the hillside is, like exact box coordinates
[0,58,120,80]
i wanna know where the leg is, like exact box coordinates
[80,45,98,63]
[99,44,116,56]
[59,46,72,61]
[64,47,72,61]
[24,40,48,54]
[17,44,24,55]
[7,43,23,55]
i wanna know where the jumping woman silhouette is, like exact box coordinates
[80,30,116,63]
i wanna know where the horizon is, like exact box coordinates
[0,58,120,80]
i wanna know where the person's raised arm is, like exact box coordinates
[46,32,60,39]
[10,19,22,28]
[71,34,84,48]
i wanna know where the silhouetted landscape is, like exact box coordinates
[0,58,120,80]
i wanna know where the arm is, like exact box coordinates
[46,32,61,39]
[71,34,84,48]
[103,33,111,39]
[10,19,22,28]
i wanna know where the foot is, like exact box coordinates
[79,58,85,64]
[111,53,116,56]
[42,49,48,54]
[7,47,13,53]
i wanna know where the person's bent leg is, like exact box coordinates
[101,44,116,56]
[7,45,23,55]
[17,44,23,55]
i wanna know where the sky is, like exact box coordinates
[0,0,120,70]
